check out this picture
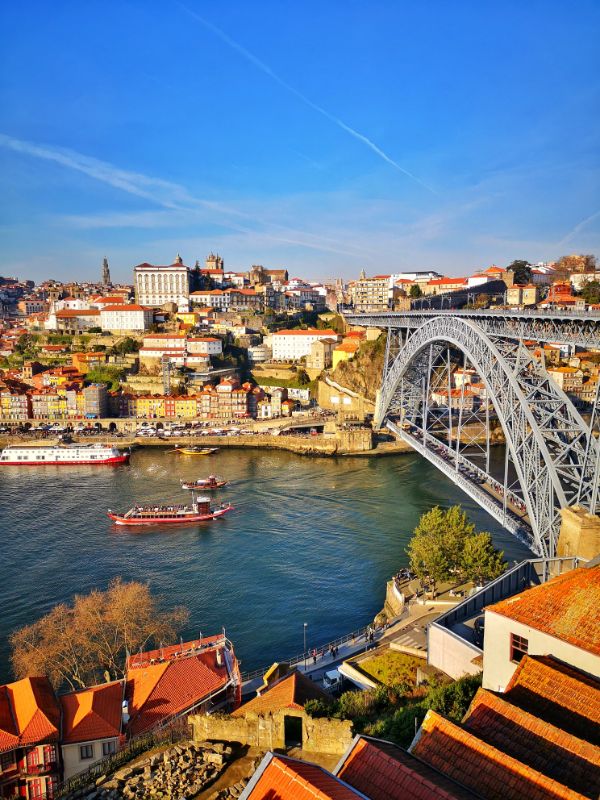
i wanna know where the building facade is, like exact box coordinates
[134,255,190,310]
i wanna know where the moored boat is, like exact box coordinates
[107,495,233,525]
[174,446,219,456]
[181,475,228,490]
[0,443,129,466]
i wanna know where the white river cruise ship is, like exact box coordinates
[0,444,130,466]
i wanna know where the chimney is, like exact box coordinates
[121,699,130,726]
[216,649,223,667]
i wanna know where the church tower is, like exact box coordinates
[102,257,111,286]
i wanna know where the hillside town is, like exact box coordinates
[0,254,599,430]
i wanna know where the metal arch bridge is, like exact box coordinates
[344,310,600,558]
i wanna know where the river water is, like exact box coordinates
[0,447,531,682]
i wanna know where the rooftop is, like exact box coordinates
[504,655,600,745]
[0,676,60,753]
[335,735,480,800]
[486,564,600,656]
[410,710,584,800]
[232,669,330,718]
[245,753,365,800]
[274,329,338,337]
[463,687,600,796]
[60,681,123,744]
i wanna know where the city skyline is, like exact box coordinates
[1,1,599,283]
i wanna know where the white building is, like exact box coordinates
[482,562,600,692]
[134,255,190,311]
[271,329,339,361]
[99,304,154,333]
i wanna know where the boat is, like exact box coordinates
[181,475,228,490]
[0,443,130,466]
[107,495,233,526]
[175,446,219,456]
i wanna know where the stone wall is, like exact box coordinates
[189,710,353,756]
[557,506,600,561]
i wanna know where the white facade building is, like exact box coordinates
[99,304,154,332]
[271,329,339,361]
[134,255,190,311]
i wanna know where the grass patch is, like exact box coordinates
[359,651,424,687]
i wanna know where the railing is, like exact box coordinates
[240,623,377,683]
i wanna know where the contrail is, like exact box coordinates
[556,209,600,248]
[0,133,367,258]
[176,2,437,195]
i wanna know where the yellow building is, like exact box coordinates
[332,341,360,370]
[135,395,166,418]
[174,396,199,418]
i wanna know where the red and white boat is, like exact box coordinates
[107,495,233,526]
[0,443,129,466]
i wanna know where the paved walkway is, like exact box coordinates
[242,603,441,695]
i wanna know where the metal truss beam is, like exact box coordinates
[345,309,600,349]
[377,316,599,558]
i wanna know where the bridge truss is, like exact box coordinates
[375,316,600,558]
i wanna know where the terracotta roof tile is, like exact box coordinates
[336,736,480,800]
[0,677,60,753]
[232,670,330,717]
[486,565,600,655]
[126,648,230,735]
[410,710,586,800]
[246,754,365,799]
[504,655,600,744]
[60,681,123,744]
[463,688,600,797]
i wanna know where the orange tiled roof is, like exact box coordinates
[60,681,123,744]
[486,564,600,656]
[0,677,60,753]
[247,754,364,799]
[504,655,600,744]
[232,670,330,717]
[126,647,230,735]
[463,688,600,796]
[336,735,479,800]
[410,710,585,800]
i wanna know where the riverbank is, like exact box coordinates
[0,432,413,457]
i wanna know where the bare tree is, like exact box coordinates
[10,579,189,690]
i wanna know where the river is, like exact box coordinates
[0,447,532,682]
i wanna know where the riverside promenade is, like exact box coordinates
[240,601,440,696]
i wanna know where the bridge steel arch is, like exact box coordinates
[377,316,599,558]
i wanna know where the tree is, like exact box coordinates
[460,532,506,585]
[112,337,140,356]
[10,579,189,690]
[555,254,597,278]
[296,367,311,386]
[580,279,600,305]
[409,284,422,299]
[507,260,532,285]
[407,505,499,596]
[85,366,126,391]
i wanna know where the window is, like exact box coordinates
[79,744,94,761]
[510,633,528,663]
[102,740,116,757]
[0,750,16,773]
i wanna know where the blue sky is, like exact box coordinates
[1,1,599,284]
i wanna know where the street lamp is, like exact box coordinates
[303,623,308,670]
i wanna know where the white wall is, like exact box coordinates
[62,737,119,781]
[482,610,600,691]
[428,623,483,680]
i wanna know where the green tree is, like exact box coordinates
[507,259,532,285]
[409,284,422,298]
[85,366,126,391]
[296,367,311,386]
[112,337,140,355]
[407,505,480,595]
[460,532,505,585]
[580,279,600,305]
